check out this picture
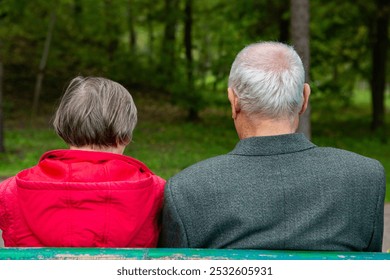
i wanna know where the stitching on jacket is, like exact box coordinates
[0,178,12,244]
[66,163,73,246]
[366,162,385,251]
[167,179,190,247]
[103,164,111,246]
[0,178,17,245]
[229,146,316,156]
[144,177,165,247]
[277,155,288,249]
[0,179,7,229]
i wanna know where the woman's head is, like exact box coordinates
[53,76,137,149]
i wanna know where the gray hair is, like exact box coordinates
[53,76,137,147]
[228,42,305,120]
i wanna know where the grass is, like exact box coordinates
[0,89,389,202]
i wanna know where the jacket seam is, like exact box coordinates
[103,165,112,246]
[229,146,316,157]
[66,163,72,246]
[0,179,10,240]
[0,178,16,245]
[167,179,190,247]
[277,155,288,249]
[144,178,165,247]
[366,164,385,251]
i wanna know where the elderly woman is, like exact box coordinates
[0,76,165,247]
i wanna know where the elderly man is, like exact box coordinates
[159,42,385,251]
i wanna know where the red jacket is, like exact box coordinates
[0,149,165,247]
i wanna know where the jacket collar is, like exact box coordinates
[229,133,316,156]
[39,149,153,174]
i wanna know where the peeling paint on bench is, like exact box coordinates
[0,248,389,260]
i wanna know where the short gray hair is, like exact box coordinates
[228,42,305,120]
[53,76,137,147]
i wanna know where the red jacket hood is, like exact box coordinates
[11,149,165,247]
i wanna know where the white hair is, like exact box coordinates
[228,42,305,120]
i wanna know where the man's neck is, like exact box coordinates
[236,115,298,139]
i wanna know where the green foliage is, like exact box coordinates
[1,0,387,118]
[311,1,369,105]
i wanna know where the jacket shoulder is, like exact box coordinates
[0,177,18,231]
[312,146,385,189]
[315,146,384,170]
[0,177,18,202]
[169,155,229,181]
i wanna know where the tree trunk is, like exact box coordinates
[290,0,311,139]
[184,0,193,84]
[184,0,198,121]
[104,0,119,61]
[0,44,5,153]
[370,0,388,132]
[147,1,155,64]
[161,0,179,83]
[127,0,137,53]
[32,10,56,118]
[73,0,82,32]
[277,1,290,43]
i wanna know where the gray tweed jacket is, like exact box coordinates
[158,133,385,251]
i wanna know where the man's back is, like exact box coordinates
[159,134,385,251]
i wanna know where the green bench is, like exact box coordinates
[0,248,389,260]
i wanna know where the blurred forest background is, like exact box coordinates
[0,0,389,200]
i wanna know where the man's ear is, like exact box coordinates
[299,83,311,115]
[228,88,240,119]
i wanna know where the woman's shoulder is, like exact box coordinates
[0,177,17,195]
[0,177,18,230]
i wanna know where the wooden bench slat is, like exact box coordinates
[0,248,389,260]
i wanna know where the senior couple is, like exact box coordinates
[0,42,385,251]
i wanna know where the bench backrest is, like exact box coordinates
[0,248,389,260]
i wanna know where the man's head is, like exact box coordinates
[53,76,137,149]
[228,42,309,131]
